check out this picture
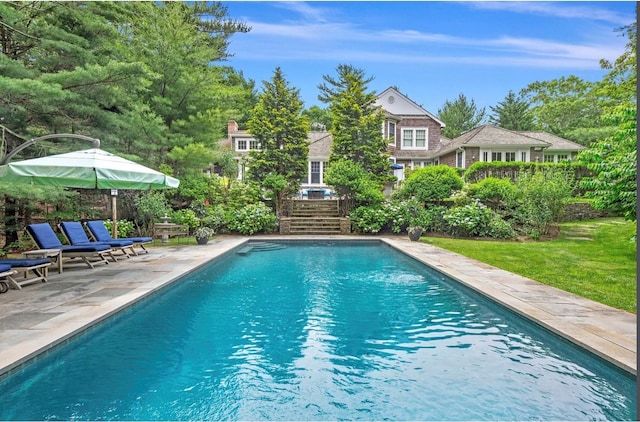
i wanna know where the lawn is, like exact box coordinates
[422,218,637,313]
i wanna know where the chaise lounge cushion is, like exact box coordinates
[27,223,112,252]
[60,221,131,247]
[86,220,152,244]
[0,258,51,267]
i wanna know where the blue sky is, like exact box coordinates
[222,1,635,115]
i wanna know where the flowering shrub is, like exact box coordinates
[225,202,278,235]
[349,199,432,234]
[443,201,515,239]
[171,208,200,230]
[103,219,134,238]
[349,205,387,233]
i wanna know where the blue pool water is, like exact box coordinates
[0,241,636,420]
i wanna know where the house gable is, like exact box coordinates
[375,87,445,127]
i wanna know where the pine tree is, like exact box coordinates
[247,67,309,215]
[438,93,486,138]
[318,64,389,184]
[489,90,534,130]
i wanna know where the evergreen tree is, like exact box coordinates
[247,67,309,216]
[438,93,486,138]
[318,64,389,184]
[489,90,534,131]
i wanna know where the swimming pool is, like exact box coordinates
[0,241,635,420]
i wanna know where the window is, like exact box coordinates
[310,161,321,184]
[456,151,464,168]
[402,128,428,149]
[557,154,569,162]
[388,122,396,143]
[544,154,554,163]
[481,149,528,162]
[235,138,260,151]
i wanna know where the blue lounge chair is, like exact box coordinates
[26,223,114,269]
[85,220,152,255]
[0,258,52,290]
[59,221,134,260]
[0,264,16,294]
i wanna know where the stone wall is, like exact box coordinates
[558,202,615,222]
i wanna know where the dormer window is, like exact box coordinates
[402,128,428,149]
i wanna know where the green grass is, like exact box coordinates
[422,218,637,313]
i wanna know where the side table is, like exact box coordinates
[24,249,63,274]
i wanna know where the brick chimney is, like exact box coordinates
[228,120,239,134]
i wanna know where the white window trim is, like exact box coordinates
[479,148,530,163]
[306,160,326,185]
[387,121,396,146]
[456,150,465,169]
[401,127,429,150]
[235,137,260,152]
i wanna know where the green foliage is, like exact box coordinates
[513,168,575,235]
[167,143,217,178]
[103,219,134,238]
[224,202,277,235]
[319,64,390,184]
[133,191,171,235]
[171,208,199,230]
[437,93,487,138]
[349,205,388,234]
[200,205,226,234]
[464,160,588,186]
[467,177,519,211]
[394,165,464,203]
[579,104,636,222]
[325,159,384,214]
[443,201,516,239]
[302,105,332,131]
[247,67,309,215]
[489,90,534,130]
[349,199,432,234]
[224,180,262,209]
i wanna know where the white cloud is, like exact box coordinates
[467,2,634,26]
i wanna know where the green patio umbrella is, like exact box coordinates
[0,148,179,237]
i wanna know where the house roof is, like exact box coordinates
[308,131,333,158]
[375,87,445,127]
[435,124,550,156]
[520,131,585,152]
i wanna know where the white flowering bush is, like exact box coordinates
[443,200,515,239]
[225,202,278,235]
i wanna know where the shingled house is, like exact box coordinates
[223,87,585,193]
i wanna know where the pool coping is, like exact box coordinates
[0,235,635,379]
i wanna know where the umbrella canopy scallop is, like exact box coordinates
[0,148,179,190]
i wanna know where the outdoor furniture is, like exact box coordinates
[85,220,152,255]
[24,249,63,273]
[0,258,52,290]
[26,223,114,269]
[59,221,135,260]
[0,264,16,294]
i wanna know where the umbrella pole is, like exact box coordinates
[111,194,118,239]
